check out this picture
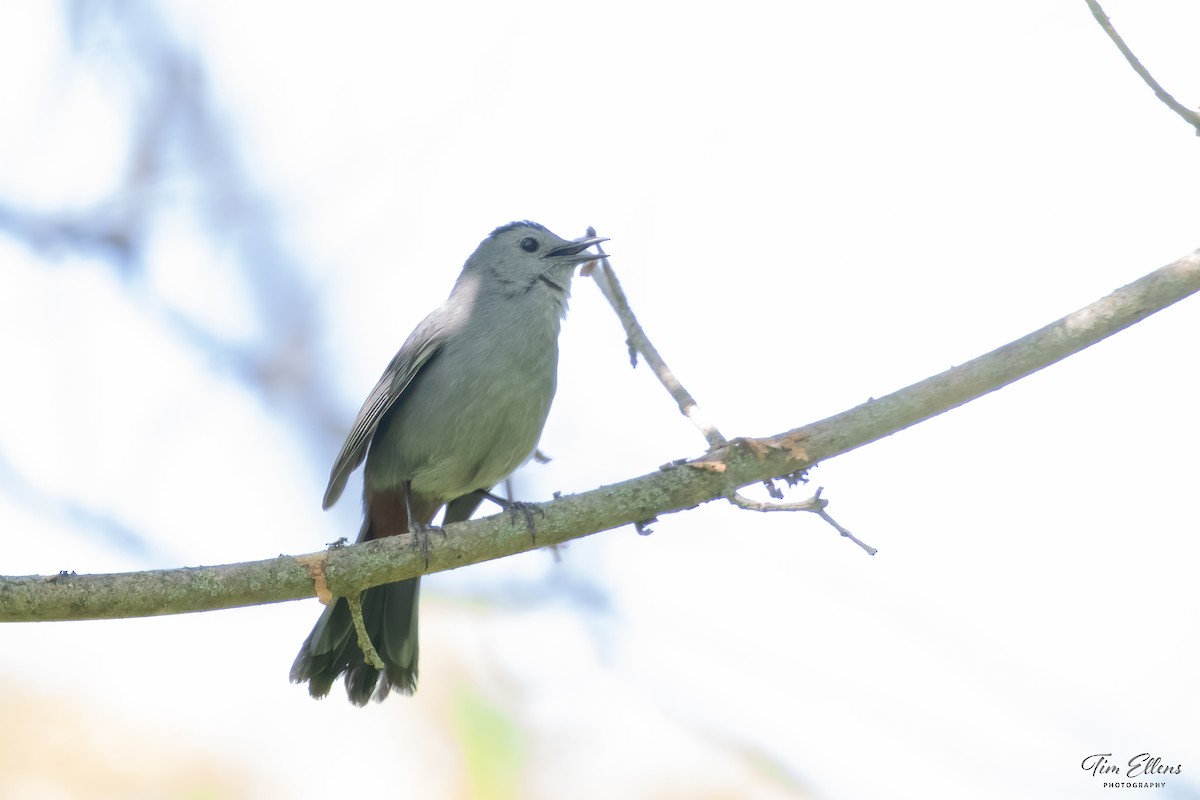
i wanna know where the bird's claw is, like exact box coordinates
[475,490,544,544]
[505,501,543,544]
[409,522,445,568]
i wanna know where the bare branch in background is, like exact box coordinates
[1084,0,1200,135]
[0,452,170,563]
[3,2,349,449]
[0,2,352,556]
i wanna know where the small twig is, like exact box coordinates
[814,508,877,556]
[729,490,827,514]
[729,486,877,555]
[583,227,727,448]
[1084,0,1200,135]
[346,592,385,670]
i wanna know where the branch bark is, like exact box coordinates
[2,249,1198,623]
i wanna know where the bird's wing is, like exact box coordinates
[322,317,447,509]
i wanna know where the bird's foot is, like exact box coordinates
[477,490,543,544]
[409,521,445,568]
[505,501,543,544]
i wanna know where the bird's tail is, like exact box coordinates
[290,576,420,705]
[289,489,485,704]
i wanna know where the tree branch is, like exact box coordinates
[1084,0,1200,135]
[2,248,1198,623]
[582,231,727,447]
[728,487,878,556]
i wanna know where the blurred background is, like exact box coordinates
[1,1,1199,798]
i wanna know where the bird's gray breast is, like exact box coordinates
[363,289,564,501]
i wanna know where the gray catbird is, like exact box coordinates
[290,221,606,705]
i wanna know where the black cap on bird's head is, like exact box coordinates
[489,220,608,262]
[465,221,608,294]
[489,220,549,238]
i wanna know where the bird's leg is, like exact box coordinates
[476,488,543,544]
[404,482,443,568]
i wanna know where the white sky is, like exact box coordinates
[1,1,1198,799]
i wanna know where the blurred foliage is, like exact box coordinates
[451,686,528,800]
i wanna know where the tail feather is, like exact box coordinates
[290,487,485,704]
[376,577,420,676]
[290,578,421,705]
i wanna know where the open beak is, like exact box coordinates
[545,235,609,263]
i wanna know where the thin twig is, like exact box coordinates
[815,509,877,556]
[728,491,827,514]
[1084,0,1200,135]
[346,592,385,670]
[583,227,726,448]
[729,487,877,555]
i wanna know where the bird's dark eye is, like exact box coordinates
[520,237,539,253]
